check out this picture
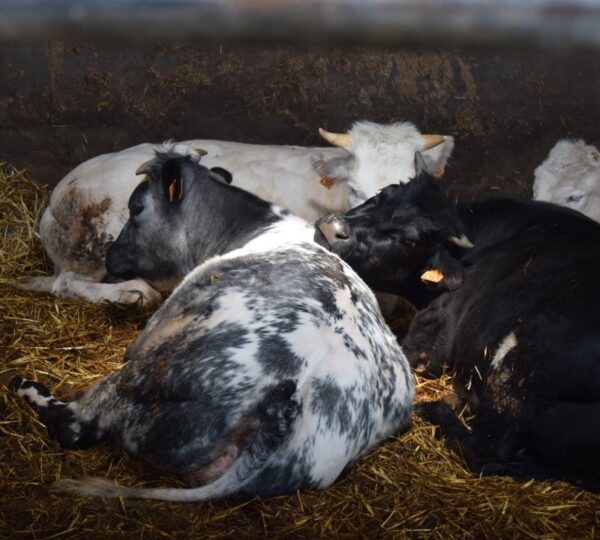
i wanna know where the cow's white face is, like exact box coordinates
[537,171,600,222]
[534,139,600,223]
[315,121,455,209]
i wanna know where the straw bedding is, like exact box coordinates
[1,162,599,539]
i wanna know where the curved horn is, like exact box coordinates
[422,134,446,151]
[194,148,208,157]
[318,128,352,149]
[449,234,474,249]
[135,159,156,176]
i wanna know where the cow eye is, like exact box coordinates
[130,201,144,217]
[566,194,584,204]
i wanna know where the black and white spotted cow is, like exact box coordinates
[10,147,414,501]
[315,154,600,489]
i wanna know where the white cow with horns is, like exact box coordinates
[19,120,454,304]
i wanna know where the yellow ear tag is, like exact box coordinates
[320,176,335,190]
[168,177,184,203]
[420,269,444,284]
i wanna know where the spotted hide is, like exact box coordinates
[10,150,414,502]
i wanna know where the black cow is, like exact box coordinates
[315,154,600,489]
[10,145,414,501]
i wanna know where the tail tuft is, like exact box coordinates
[8,375,26,393]
[12,276,55,293]
[50,477,129,498]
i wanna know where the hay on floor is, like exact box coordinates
[1,162,599,539]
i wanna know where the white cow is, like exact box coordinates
[20,120,454,304]
[533,139,600,222]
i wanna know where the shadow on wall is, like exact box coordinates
[1,42,599,199]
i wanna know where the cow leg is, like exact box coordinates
[13,270,162,305]
[524,401,600,485]
[52,272,163,305]
[416,400,560,484]
[9,376,103,449]
[14,275,56,293]
[415,400,491,471]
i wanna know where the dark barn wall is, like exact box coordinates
[1,41,599,199]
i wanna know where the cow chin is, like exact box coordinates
[147,277,182,295]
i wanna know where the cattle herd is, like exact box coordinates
[9,121,600,501]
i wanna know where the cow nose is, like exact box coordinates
[317,215,351,246]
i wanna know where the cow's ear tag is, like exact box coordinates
[320,176,335,190]
[168,177,184,203]
[420,268,445,284]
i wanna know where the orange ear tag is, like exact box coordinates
[320,176,335,190]
[420,269,444,284]
[168,181,176,202]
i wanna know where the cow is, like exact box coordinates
[315,154,600,489]
[9,146,414,502]
[534,138,600,222]
[17,121,453,304]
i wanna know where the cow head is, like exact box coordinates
[105,143,269,291]
[534,139,600,223]
[314,153,471,303]
[312,120,454,207]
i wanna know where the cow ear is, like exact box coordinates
[210,167,233,185]
[414,151,427,177]
[420,135,454,178]
[421,245,464,291]
[311,153,355,187]
[158,158,188,204]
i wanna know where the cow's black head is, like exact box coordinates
[314,153,472,302]
[106,148,273,291]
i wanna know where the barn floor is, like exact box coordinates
[2,162,600,539]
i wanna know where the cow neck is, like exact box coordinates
[184,180,283,275]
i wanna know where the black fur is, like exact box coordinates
[319,168,600,489]
[106,151,276,285]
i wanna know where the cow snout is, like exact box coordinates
[106,241,135,280]
[316,215,351,246]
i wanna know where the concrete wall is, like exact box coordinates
[1,42,599,199]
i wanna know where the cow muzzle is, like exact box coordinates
[315,214,351,248]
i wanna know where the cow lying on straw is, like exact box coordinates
[316,153,600,489]
[19,121,452,304]
[10,146,414,501]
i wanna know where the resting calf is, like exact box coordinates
[10,147,414,501]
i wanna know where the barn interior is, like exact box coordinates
[2,1,600,538]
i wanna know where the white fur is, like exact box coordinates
[491,332,518,371]
[534,139,600,222]
[17,386,55,408]
[19,121,454,304]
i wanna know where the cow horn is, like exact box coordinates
[318,128,352,149]
[135,159,155,176]
[194,148,208,157]
[449,234,474,249]
[422,134,446,151]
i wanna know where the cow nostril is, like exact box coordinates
[317,216,351,247]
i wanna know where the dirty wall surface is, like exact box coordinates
[1,42,599,199]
